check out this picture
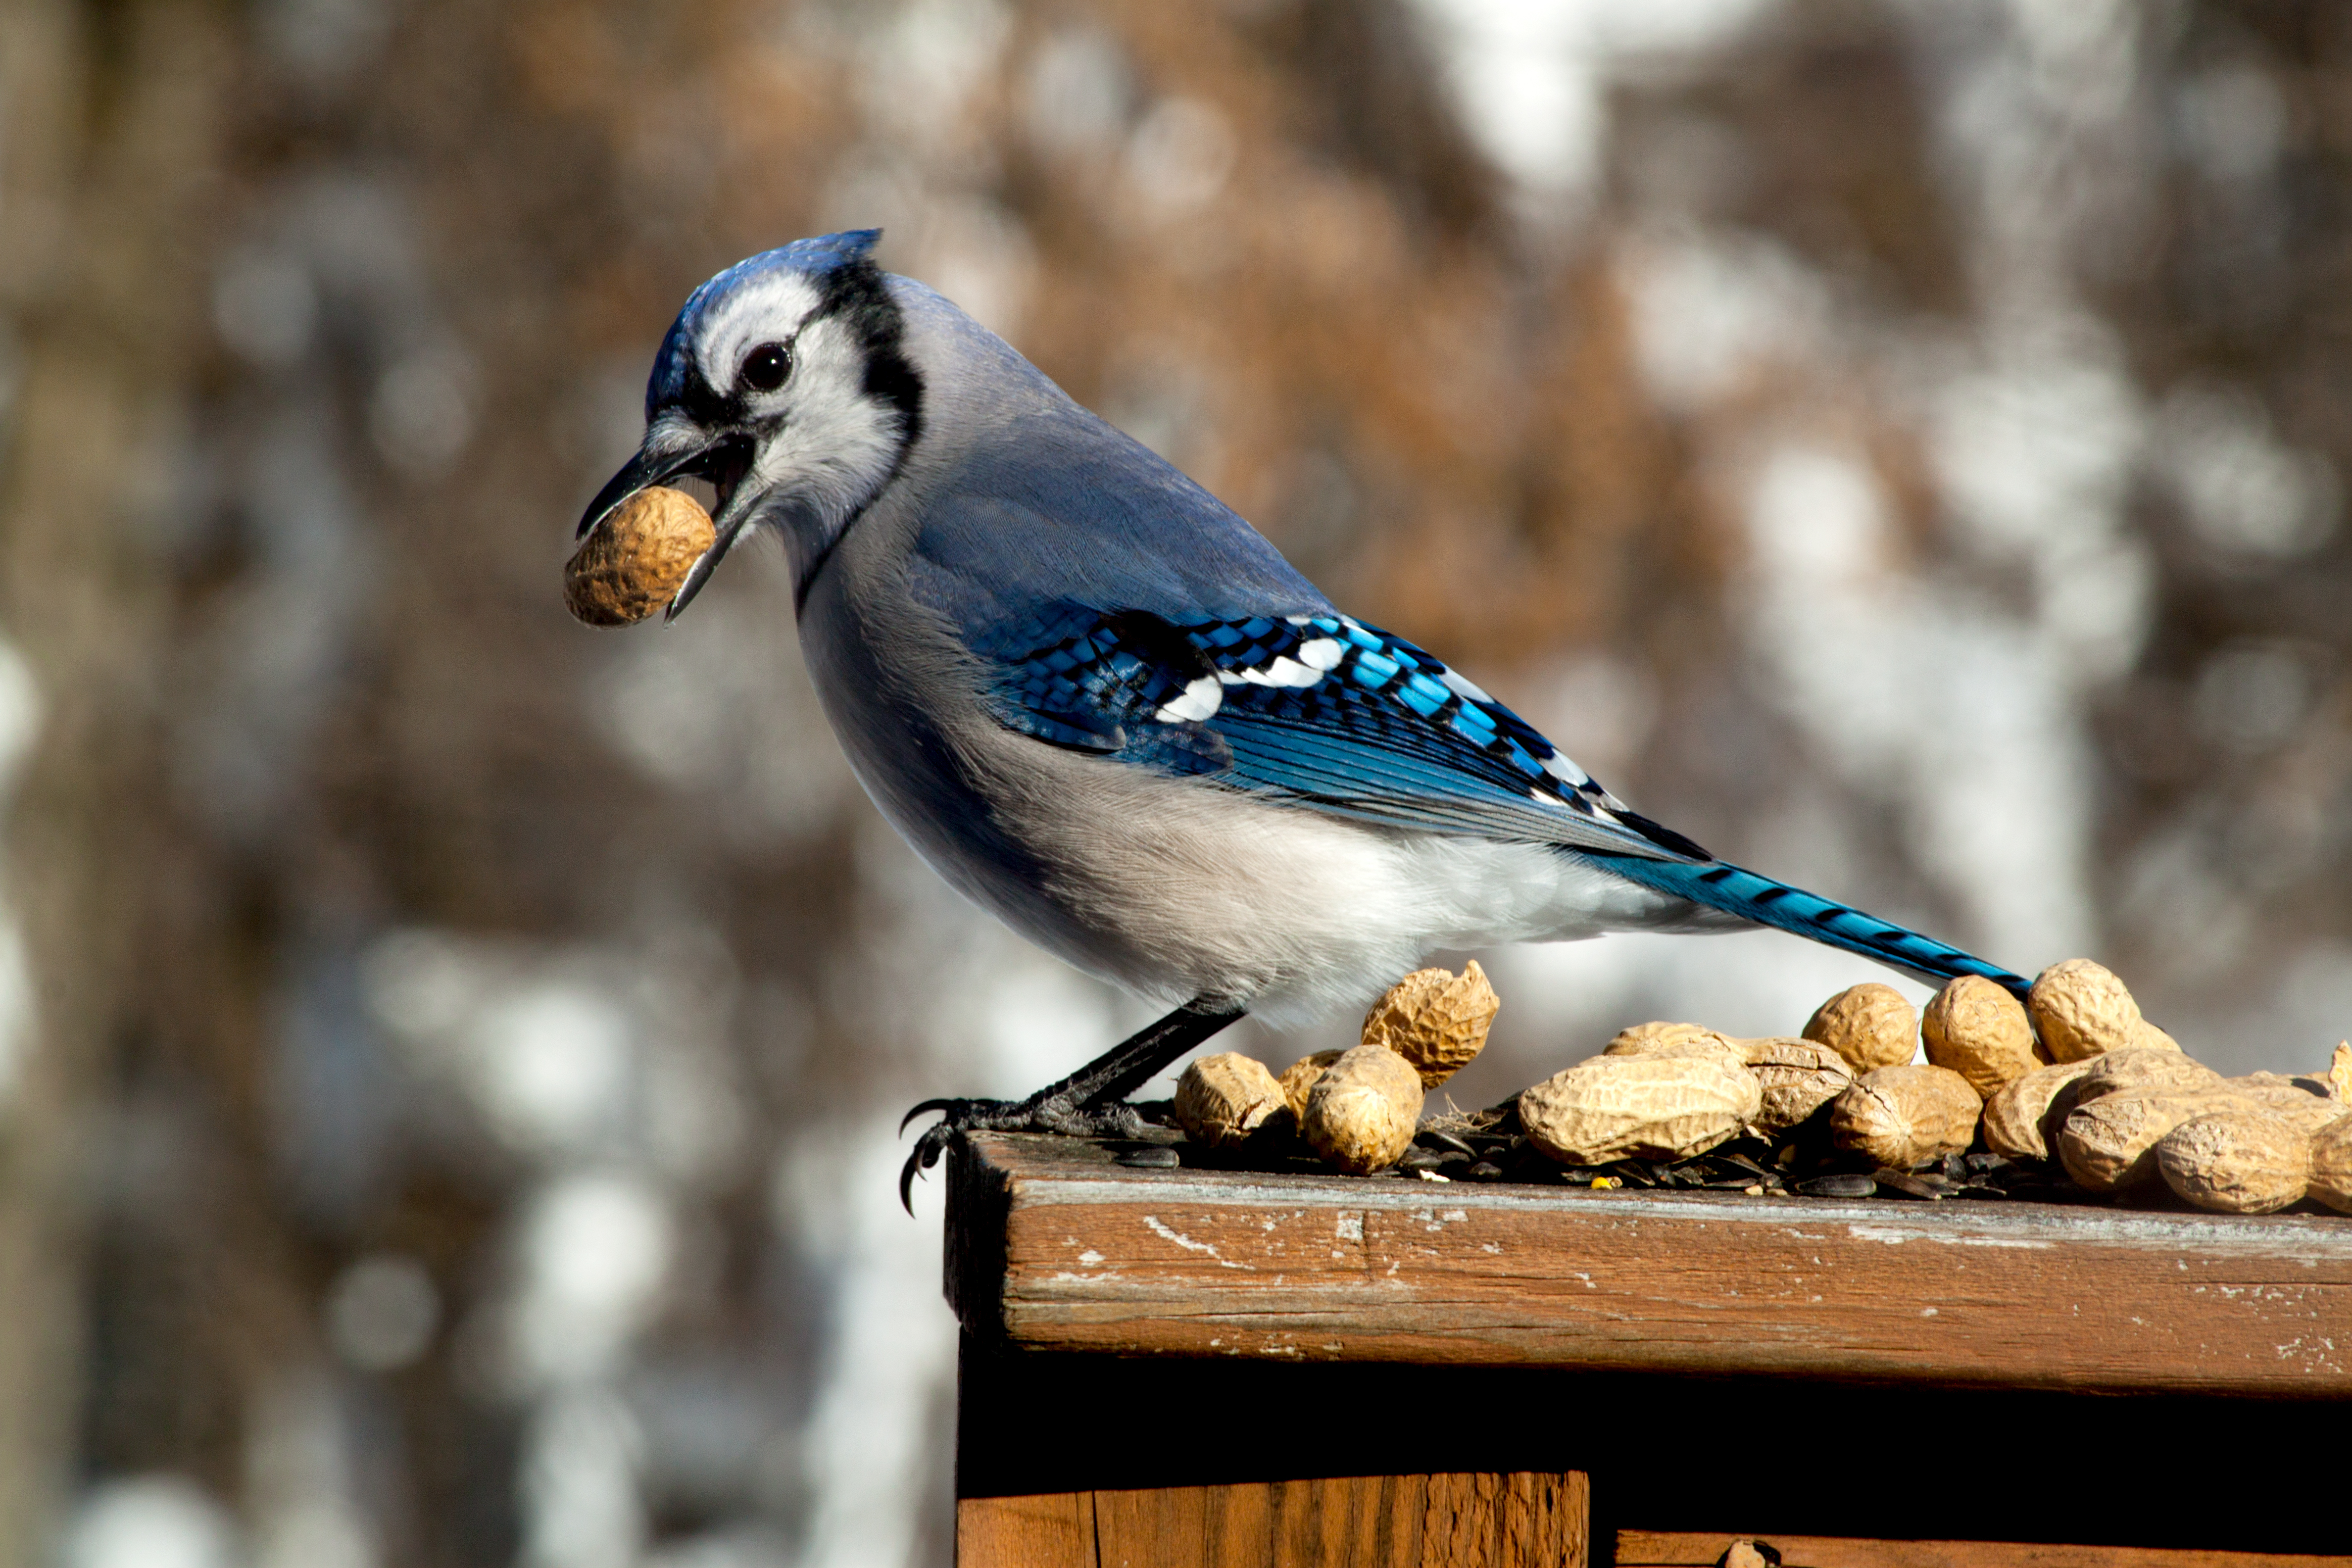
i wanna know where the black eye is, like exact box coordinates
[741,342,791,393]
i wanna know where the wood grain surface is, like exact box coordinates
[1616,1534,2352,1567]
[959,1490,1097,1568]
[960,1473,1587,1568]
[949,1133,2352,1397]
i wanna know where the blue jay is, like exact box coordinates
[576,231,2027,1204]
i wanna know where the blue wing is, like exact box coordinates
[950,598,1707,863]
[919,576,2030,992]
[951,602,2033,992]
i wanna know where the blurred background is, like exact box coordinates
[3,0,2350,1563]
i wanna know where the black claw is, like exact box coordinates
[899,1097,960,1135]
[898,1120,957,1213]
[894,1094,1043,1212]
[893,999,1245,1213]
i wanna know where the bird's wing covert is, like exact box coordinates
[960,602,1707,862]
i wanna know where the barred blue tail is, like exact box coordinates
[1592,854,2030,999]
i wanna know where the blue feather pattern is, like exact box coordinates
[1591,855,2029,996]
[974,605,1693,856]
[974,603,2031,996]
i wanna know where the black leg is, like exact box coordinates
[898,997,1245,1209]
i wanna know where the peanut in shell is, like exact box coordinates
[1921,976,2041,1098]
[564,486,716,627]
[1173,1052,1288,1148]
[2228,1086,2350,1139]
[1278,1050,1344,1122]
[1360,961,1498,1087]
[1520,1053,1761,1167]
[1981,1057,2097,1162]
[2073,1045,2221,1103]
[1744,1038,1854,1133]
[1301,1045,1423,1175]
[1602,1021,1745,1065]
[2223,1073,2349,1130]
[2038,1045,2221,1157]
[2156,1107,2311,1215]
[2311,1117,2352,1215]
[2028,959,2142,1063]
[1804,983,1917,1073]
[1829,1065,1980,1170]
[2059,1087,2255,1192]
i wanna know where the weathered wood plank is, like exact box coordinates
[950,1133,2352,1397]
[965,1475,1587,1568]
[1616,1534,2352,1567]
[1421,1472,1587,1567]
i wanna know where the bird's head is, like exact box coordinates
[577,229,925,616]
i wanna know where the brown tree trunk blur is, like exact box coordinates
[0,1,227,1557]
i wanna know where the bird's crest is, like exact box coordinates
[647,230,885,418]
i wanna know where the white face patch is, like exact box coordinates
[742,311,907,529]
[694,271,824,393]
[682,269,911,562]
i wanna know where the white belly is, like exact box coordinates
[895,734,1719,1025]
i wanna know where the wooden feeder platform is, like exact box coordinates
[946,1131,2352,1568]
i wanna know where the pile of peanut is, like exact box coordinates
[1170,958,2352,1217]
[1174,962,1500,1174]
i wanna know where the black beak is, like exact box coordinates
[575,432,758,620]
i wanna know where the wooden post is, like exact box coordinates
[947,1133,2352,1566]
[947,1131,2352,1397]
[955,1340,1589,1568]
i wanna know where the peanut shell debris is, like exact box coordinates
[1803,983,1917,1073]
[563,486,716,628]
[1921,976,2042,1099]
[1302,1045,1423,1175]
[1173,1053,1288,1148]
[1360,961,1499,1087]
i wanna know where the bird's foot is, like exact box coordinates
[898,1093,1146,1210]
